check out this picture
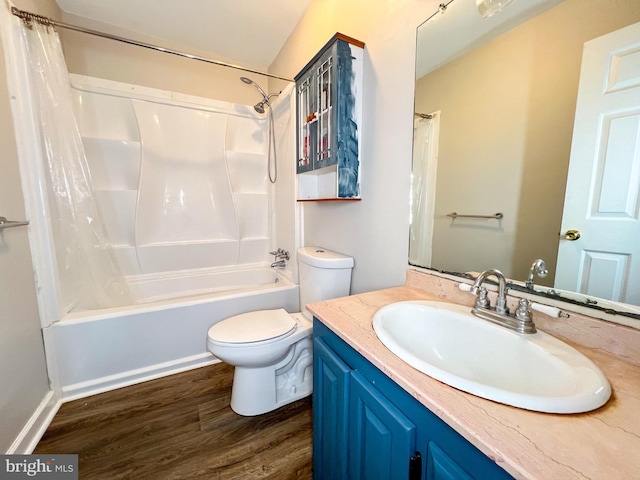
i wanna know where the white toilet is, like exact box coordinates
[206,246,354,416]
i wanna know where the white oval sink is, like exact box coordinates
[372,301,611,413]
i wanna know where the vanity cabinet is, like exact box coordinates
[313,319,513,480]
[295,33,364,201]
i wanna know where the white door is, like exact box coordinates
[555,21,640,305]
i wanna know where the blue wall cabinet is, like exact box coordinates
[295,33,364,201]
[313,319,514,480]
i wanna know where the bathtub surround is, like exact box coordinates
[69,74,282,285]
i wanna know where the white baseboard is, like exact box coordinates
[7,391,61,454]
[61,353,220,402]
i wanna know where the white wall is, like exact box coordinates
[0,0,59,453]
[270,0,433,293]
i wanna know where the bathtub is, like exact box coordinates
[49,267,299,401]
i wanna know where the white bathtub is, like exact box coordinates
[49,267,299,401]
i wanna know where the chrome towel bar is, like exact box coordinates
[0,216,29,230]
[447,212,503,220]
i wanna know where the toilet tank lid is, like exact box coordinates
[208,309,296,343]
[298,247,354,269]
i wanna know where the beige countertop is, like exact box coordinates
[307,279,640,480]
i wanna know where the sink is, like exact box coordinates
[372,301,611,413]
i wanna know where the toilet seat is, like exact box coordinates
[207,308,296,344]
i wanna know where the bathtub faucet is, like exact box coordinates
[270,248,290,268]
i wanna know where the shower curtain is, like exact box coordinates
[20,20,131,310]
[409,114,438,267]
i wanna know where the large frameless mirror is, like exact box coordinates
[411,0,640,325]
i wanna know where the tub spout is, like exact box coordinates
[270,248,289,268]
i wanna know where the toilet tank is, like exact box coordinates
[298,247,354,318]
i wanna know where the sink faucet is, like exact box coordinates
[470,268,508,314]
[470,268,536,334]
[525,258,548,289]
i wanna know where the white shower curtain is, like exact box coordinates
[21,21,131,310]
[409,114,438,267]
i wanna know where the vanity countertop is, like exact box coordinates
[307,284,640,480]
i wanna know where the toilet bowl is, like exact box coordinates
[206,246,354,416]
[207,309,313,416]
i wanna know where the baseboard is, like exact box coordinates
[7,391,61,454]
[61,353,220,402]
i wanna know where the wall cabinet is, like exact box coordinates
[313,319,514,480]
[295,33,364,201]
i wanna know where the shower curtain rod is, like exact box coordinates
[10,6,294,83]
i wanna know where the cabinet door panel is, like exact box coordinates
[313,337,350,479]
[426,441,474,480]
[348,371,416,480]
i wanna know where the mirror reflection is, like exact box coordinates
[411,0,640,317]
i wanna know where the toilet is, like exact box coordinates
[206,246,354,416]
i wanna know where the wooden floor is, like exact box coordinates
[35,363,312,479]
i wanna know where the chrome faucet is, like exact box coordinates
[470,268,536,334]
[525,258,548,289]
[470,268,508,314]
[270,248,290,268]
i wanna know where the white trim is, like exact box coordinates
[7,391,61,454]
[60,354,220,402]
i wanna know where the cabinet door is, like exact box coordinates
[313,337,350,479]
[348,371,417,480]
[426,442,473,480]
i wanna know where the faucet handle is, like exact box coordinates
[475,287,491,308]
[515,299,532,322]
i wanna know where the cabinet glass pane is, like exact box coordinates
[297,77,315,171]
[317,57,333,161]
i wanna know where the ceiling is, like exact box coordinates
[54,0,311,70]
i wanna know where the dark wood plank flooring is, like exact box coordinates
[35,363,312,479]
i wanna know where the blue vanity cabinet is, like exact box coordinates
[313,336,350,479]
[313,319,514,480]
[348,371,417,479]
[295,33,364,200]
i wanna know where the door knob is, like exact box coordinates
[563,229,581,241]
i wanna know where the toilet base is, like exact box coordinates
[230,336,313,416]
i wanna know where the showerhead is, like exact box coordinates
[240,76,268,102]
[240,77,281,114]
[254,101,266,114]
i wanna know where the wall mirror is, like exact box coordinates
[411,0,640,324]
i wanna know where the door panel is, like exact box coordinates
[555,21,640,304]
